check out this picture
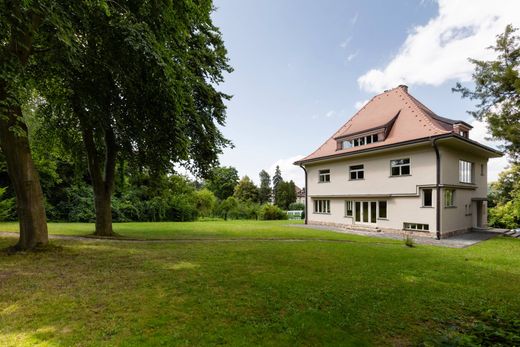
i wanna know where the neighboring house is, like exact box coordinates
[295,186,306,204]
[294,85,502,239]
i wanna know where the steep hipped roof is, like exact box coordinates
[297,85,473,164]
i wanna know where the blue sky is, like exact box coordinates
[211,0,519,187]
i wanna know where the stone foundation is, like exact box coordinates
[307,221,437,238]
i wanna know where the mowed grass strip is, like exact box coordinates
[0,220,399,243]
[0,223,519,346]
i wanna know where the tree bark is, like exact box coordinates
[0,94,48,249]
[77,110,117,236]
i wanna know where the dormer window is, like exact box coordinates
[453,123,471,138]
[341,134,379,149]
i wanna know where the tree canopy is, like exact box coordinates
[453,24,520,161]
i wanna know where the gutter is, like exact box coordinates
[431,137,441,240]
[299,164,308,224]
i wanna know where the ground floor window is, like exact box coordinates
[345,200,353,217]
[404,222,429,231]
[444,189,456,207]
[314,199,330,214]
[378,201,387,218]
[422,189,433,207]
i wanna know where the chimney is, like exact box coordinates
[398,84,408,92]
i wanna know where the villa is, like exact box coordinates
[294,85,502,239]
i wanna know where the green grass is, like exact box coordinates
[1,221,519,346]
[0,220,398,243]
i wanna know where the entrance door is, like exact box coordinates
[354,201,377,225]
[476,201,483,228]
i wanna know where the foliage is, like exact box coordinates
[233,176,259,203]
[453,25,520,160]
[487,163,520,228]
[194,189,217,218]
[288,202,305,210]
[206,166,239,200]
[258,170,272,204]
[275,180,297,210]
[259,204,287,220]
[0,187,14,221]
[272,165,283,205]
[217,196,239,221]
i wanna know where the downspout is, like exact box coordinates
[431,138,441,240]
[299,164,308,224]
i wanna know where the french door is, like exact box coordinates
[354,201,377,224]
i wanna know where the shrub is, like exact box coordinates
[288,202,304,210]
[0,187,15,221]
[260,204,287,220]
[488,202,519,229]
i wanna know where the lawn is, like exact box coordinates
[1,221,519,346]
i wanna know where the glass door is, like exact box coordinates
[353,201,377,225]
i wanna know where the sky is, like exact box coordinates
[211,0,520,187]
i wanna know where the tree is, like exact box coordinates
[272,166,283,192]
[0,1,88,249]
[233,176,259,203]
[487,163,520,228]
[258,170,272,204]
[206,166,239,200]
[218,196,239,221]
[276,180,297,210]
[195,189,217,218]
[453,25,520,160]
[0,186,14,221]
[36,1,232,236]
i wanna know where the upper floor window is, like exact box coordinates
[480,163,484,176]
[390,158,410,176]
[319,169,330,183]
[349,165,364,180]
[459,160,473,183]
[314,199,330,214]
[460,130,469,138]
[341,134,379,149]
[444,189,456,207]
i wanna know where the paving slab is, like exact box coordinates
[288,224,506,248]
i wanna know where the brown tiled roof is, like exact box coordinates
[298,85,467,163]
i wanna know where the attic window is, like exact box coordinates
[460,130,469,138]
[341,134,379,149]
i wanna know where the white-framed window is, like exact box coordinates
[378,201,387,219]
[404,222,429,231]
[390,158,410,176]
[349,165,364,180]
[319,169,330,183]
[444,188,455,207]
[314,199,330,214]
[422,189,433,207]
[459,160,473,183]
[342,134,379,149]
[345,200,353,217]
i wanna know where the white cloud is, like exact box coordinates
[354,99,369,109]
[339,36,351,49]
[469,119,509,181]
[325,110,336,118]
[269,155,305,188]
[358,0,520,93]
[350,12,359,25]
[346,50,359,62]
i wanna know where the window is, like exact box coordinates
[404,223,429,231]
[459,160,473,183]
[342,134,379,149]
[314,199,330,214]
[480,163,484,176]
[460,130,469,138]
[319,169,330,183]
[349,165,364,180]
[422,189,433,207]
[342,140,352,149]
[378,201,387,219]
[390,158,410,176]
[444,189,455,207]
[345,200,353,217]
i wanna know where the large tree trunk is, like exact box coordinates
[0,9,48,250]
[77,111,117,236]
[0,102,48,250]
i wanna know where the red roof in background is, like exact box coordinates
[297,85,469,163]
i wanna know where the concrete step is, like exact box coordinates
[505,230,516,236]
